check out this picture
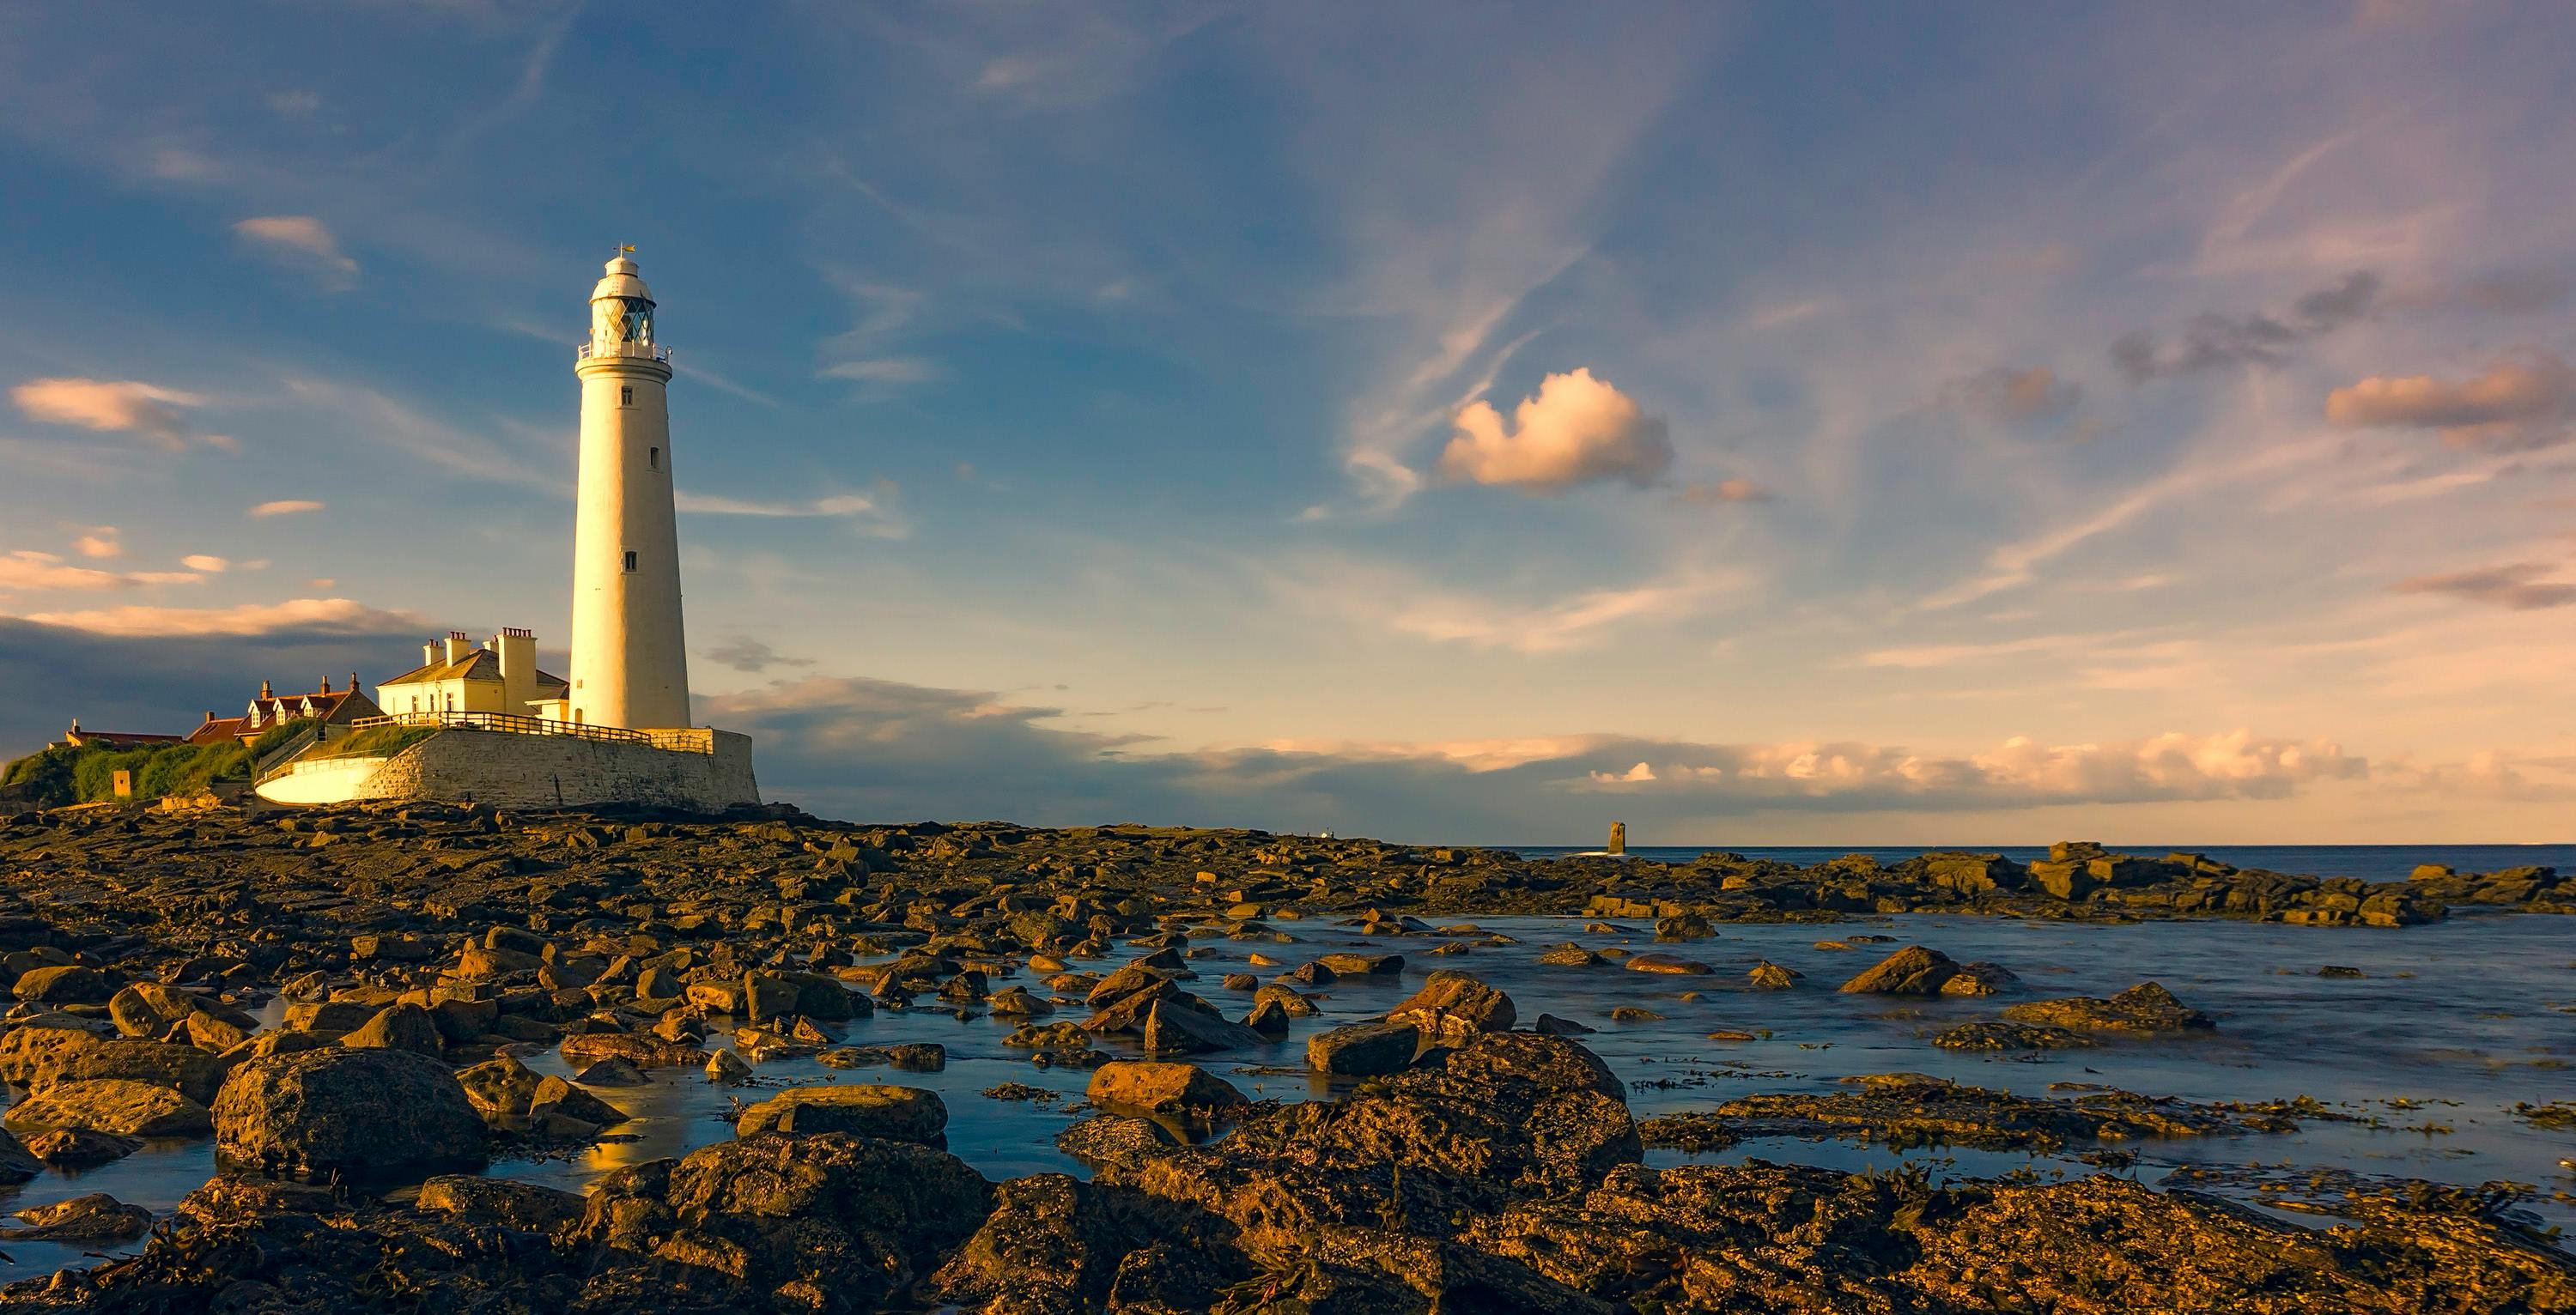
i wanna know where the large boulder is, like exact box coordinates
[341,1002,444,1057]
[1387,972,1517,1044]
[732,1085,947,1143]
[927,1173,1122,1314]
[1086,1061,1246,1116]
[1838,945,1961,996]
[212,1045,486,1176]
[1307,1021,1421,1076]
[0,1020,228,1104]
[606,1131,993,1310]
[12,965,116,1004]
[416,1174,585,1231]
[3,1078,212,1137]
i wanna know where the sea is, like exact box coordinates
[1509,843,2574,883]
[2,841,2569,1281]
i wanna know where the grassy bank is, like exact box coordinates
[0,719,314,808]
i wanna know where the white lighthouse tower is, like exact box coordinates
[568,251,692,730]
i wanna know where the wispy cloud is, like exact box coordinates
[249,499,325,518]
[2390,561,2576,611]
[233,215,359,288]
[12,378,222,451]
[14,597,419,637]
[2325,350,2576,451]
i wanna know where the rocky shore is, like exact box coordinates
[0,801,2567,1312]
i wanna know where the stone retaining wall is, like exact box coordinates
[256,728,756,811]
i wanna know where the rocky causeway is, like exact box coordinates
[0,800,2568,1312]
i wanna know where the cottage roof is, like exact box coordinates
[380,648,568,696]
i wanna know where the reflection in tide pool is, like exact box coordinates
[5,909,2573,1279]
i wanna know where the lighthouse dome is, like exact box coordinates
[592,255,654,305]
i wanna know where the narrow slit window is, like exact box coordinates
[623,549,638,573]
[648,446,660,470]
[620,385,634,406]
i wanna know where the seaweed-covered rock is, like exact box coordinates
[1839,945,1960,996]
[1087,1060,1246,1115]
[1386,971,1516,1044]
[2003,981,2214,1033]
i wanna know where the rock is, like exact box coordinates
[1747,960,1802,990]
[929,1173,1121,1314]
[109,982,253,1042]
[532,1075,627,1128]
[1143,997,1264,1054]
[342,1001,445,1057]
[24,1125,141,1166]
[706,1049,752,1083]
[212,1045,486,1176]
[1314,952,1405,977]
[1653,913,1716,941]
[1931,1021,2097,1051]
[734,1085,947,1143]
[1536,945,1603,967]
[4,1192,150,1242]
[2003,982,2215,1033]
[559,1029,707,1068]
[634,1131,993,1308]
[416,1174,585,1231]
[1838,945,1961,995]
[988,985,1054,1015]
[0,1021,228,1104]
[2029,859,2099,900]
[284,1000,377,1035]
[1386,971,1517,1044]
[574,1056,649,1085]
[1307,1020,1421,1076]
[3,1077,214,1136]
[1534,1014,1595,1036]
[1054,1114,1177,1170]
[1941,960,2020,996]
[0,1130,40,1184]
[1086,1060,1247,1115]
[886,1042,947,1071]
[1623,953,1715,975]
[12,964,115,1003]
[457,1054,544,1121]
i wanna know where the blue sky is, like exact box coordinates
[3,2,2573,842]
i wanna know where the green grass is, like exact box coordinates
[302,723,440,762]
[0,718,331,808]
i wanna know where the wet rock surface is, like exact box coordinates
[0,804,2565,1309]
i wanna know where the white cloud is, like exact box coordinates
[11,378,212,451]
[180,554,229,573]
[249,499,325,518]
[15,597,419,637]
[1435,367,1674,494]
[71,526,121,559]
[0,551,134,592]
[233,215,358,287]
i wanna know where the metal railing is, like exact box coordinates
[347,711,712,754]
[252,724,324,784]
[575,342,673,363]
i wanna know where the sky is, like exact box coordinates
[2,1,2573,844]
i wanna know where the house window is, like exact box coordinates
[623,549,638,573]
[620,385,634,407]
[410,696,418,712]
[573,708,584,724]
[446,692,456,712]
[648,446,660,470]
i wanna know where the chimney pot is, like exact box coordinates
[259,680,273,700]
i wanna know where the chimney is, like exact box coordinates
[444,631,471,664]
[203,711,214,723]
[320,676,332,694]
[495,627,537,716]
[259,680,273,700]
[349,671,361,694]
[423,641,437,668]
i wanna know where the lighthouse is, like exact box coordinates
[568,251,692,730]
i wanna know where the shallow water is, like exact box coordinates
[6,909,2573,1280]
[1516,843,2576,883]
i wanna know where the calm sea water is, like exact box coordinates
[1510,844,2574,883]
[5,901,2572,1278]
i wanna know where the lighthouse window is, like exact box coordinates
[620,385,634,407]
[623,549,638,573]
[648,446,660,470]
